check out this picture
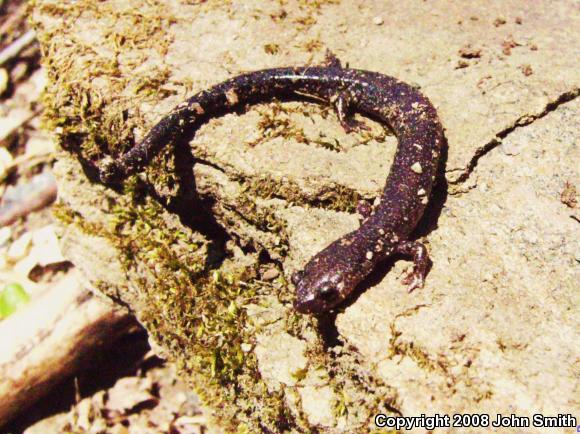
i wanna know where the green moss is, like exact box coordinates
[264,43,280,55]
[301,38,323,52]
[57,183,398,431]
[250,102,308,146]
[386,307,449,375]
[238,173,361,213]
[232,191,290,256]
[33,0,176,161]
[52,203,110,239]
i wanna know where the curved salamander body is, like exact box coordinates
[99,60,444,315]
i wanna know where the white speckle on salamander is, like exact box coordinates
[379,228,385,235]
[225,88,239,105]
[421,197,429,205]
[413,143,423,150]
[417,188,426,196]
[366,251,373,260]
[373,197,381,206]
[190,102,205,114]
[411,162,423,174]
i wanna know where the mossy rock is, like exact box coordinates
[33,0,579,432]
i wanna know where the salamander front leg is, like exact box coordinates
[322,50,342,69]
[356,199,372,224]
[395,240,430,292]
[332,91,370,134]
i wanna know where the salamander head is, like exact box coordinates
[292,252,361,314]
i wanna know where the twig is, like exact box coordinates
[0,29,36,66]
[0,171,57,227]
[0,4,28,36]
[0,108,42,143]
[1,150,54,180]
[0,270,138,426]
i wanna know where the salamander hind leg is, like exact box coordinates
[332,91,370,134]
[395,240,431,293]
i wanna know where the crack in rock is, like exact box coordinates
[450,87,580,185]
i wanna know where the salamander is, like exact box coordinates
[98,56,444,315]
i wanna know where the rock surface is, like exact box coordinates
[32,0,578,432]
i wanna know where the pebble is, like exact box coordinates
[10,62,28,82]
[31,225,66,266]
[262,268,280,281]
[373,16,384,25]
[7,232,32,261]
[0,227,11,246]
[0,147,13,179]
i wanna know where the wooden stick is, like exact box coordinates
[0,4,28,37]
[0,29,37,66]
[0,170,58,227]
[0,270,137,426]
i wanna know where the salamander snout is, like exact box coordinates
[292,268,346,314]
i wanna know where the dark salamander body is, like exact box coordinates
[99,59,444,315]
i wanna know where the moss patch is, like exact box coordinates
[237,173,362,213]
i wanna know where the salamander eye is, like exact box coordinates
[318,286,339,301]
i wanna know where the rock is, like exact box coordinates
[106,377,156,415]
[31,0,579,432]
[261,267,279,281]
[336,97,580,419]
